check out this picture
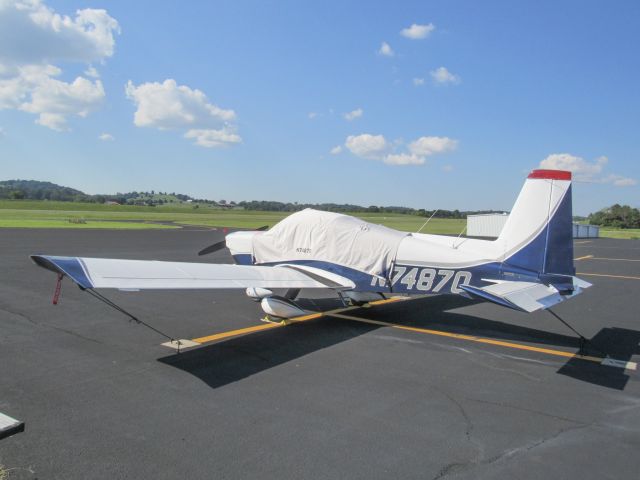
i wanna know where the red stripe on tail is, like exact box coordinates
[528,169,571,180]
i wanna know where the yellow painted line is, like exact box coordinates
[184,297,636,370]
[191,307,367,344]
[192,312,333,344]
[326,312,635,368]
[591,257,640,262]
[368,296,411,306]
[190,296,414,346]
[574,255,594,261]
[193,323,280,344]
[577,272,640,281]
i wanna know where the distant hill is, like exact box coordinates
[0,179,527,219]
[0,180,201,206]
[0,179,89,202]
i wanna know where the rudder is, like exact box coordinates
[497,169,575,278]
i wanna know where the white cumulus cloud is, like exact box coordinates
[400,23,435,40]
[384,153,424,165]
[19,70,104,130]
[345,134,388,159]
[84,66,99,78]
[378,42,394,57]
[330,145,342,155]
[184,128,241,148]
[604,174,638,187]
[98,132,114,141]
[344,108,363,121]
[539,153,636,187]
[409,136,458,156]
[0,0,119,130]
[345,133,457,166]
[413,78,425,86]
[431,66,460,85]
[308,111,318,119]
[0,0,120,66]
[125,79,240,148]
[540,153,606,178]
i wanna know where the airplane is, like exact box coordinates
[31,169,590,326]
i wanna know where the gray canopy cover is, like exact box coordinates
[252,209,408,277]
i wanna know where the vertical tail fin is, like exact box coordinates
[497,169,574,277]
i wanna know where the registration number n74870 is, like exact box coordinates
[372,266,472,293]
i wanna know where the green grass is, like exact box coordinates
[177,213,466,234]
[0,219,178,229]
[598,229,640,240]
[0,199,223,214]
[355,214,466,234]
[0,200,467,234]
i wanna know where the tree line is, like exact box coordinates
[236,200,502,219]
[588,204,640,229]
[3,179,636,224]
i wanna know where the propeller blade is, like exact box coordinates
[197,240,226,256]
[198,226,267,256]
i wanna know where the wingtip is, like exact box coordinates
[30,255,93,289]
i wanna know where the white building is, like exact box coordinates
[573,224,600,238]
[466,213,599,239]
[466,213,509,238]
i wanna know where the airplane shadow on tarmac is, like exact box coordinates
[159,296,639,391]
[556,327,640,391]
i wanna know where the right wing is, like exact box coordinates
[460,277,591,313]
[30,255,355,291]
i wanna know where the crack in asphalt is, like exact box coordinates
[464,397,585,425]
[430,390,591,480]
[432,423,591,479]
[0,303,104,345]
[431,388,484,479]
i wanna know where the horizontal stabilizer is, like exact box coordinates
[461,277,591,313]
[30,255,354,291]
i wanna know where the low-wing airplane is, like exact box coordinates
[31,169,590,323]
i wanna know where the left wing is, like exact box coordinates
[31,255,355,291]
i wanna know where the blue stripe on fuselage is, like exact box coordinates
[232,253,253,265]
[257,259,379,291]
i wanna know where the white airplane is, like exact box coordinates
[31,169,590,322]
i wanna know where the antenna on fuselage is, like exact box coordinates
[416,209,439,234]
[452,225,468,249]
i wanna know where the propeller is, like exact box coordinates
[198,240,226,256]
[197,225,269,256]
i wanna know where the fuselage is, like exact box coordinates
[226,229,535,296]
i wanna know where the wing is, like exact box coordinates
[30,255,355,291]
[460,277,591,313]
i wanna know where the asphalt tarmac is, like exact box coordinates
[0,229,638,479]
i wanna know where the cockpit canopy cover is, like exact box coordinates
[251,209,408,277]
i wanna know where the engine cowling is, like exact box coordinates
[261,296,308,319]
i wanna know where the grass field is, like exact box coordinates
[0,199,466,234]
[0,219,178,229]
[0,200,636,239]
[598,229,640,240]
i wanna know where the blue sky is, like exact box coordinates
[0,0,638,215]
